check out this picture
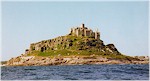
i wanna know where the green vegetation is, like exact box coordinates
[27,48,136,61]
[27,35,136,61]
[28,49,91,57]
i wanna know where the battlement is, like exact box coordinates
[70,24,100,39]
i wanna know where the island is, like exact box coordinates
[5,24,149,66]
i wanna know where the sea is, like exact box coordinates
[1,64,149,80]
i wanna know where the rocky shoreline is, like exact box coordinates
[6,55,149,66]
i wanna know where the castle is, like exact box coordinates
[70,24,100,39]
[25,24,101,54]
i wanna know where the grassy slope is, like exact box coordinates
[27,35,138,61]
[28,49,137,61]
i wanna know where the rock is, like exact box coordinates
[134,56,149,61]
[106,44,120,54]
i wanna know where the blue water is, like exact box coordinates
[1,64,149,80]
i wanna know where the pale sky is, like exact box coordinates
[1,1,149,61]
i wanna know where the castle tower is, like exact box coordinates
[70,28,73,34]
[95,28,100,39]
[76,29,79,36]
[81,23,84,28]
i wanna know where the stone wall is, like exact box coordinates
[70,24,100,39]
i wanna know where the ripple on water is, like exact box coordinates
[1,64,149,80]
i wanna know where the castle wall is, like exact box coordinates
[81,29,84,36]
[85,30,91,37]
[70,24,100,39]
[95,32,100,39]
[76,29,79,36]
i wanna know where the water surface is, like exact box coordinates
[1,64,149,80]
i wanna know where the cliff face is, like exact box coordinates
[25,35,120,56]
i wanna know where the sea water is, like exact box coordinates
[1,64,149,80]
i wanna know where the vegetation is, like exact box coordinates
[27,48,137,61]
[27,35,137,61]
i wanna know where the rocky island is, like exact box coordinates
[6,24,149,66]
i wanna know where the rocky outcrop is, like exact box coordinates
[105,44,120,54]
[134,56,149,61]
[6,55,149,66]
[25,35,120,56]
[24,24,121,56]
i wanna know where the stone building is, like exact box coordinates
[26,24,101,54]
[70,24,100,39]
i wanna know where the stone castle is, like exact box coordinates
[70,24,100,39]
[25,24,103,54]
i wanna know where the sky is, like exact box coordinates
[1,1,149,61]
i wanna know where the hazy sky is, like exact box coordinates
[1,1,148,61]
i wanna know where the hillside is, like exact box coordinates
[27,35,120,57]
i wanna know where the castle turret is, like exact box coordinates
[81,23,84,28]
[94,28,100,39]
